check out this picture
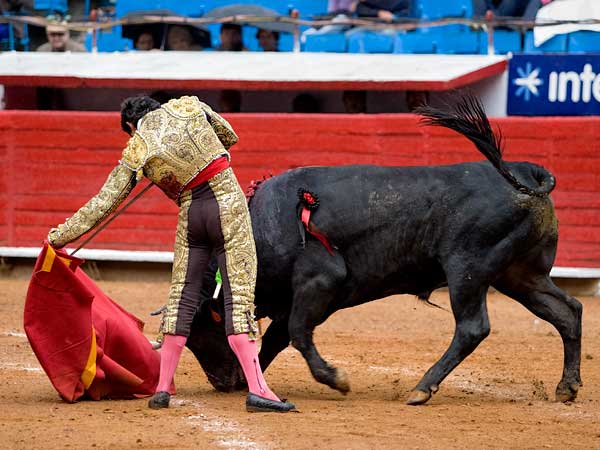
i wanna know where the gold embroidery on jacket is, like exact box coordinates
[197,101,239,150]
[126,96,232,201]
[161,189,192,335]
[163,95,204,119]
[50,164,136,247]
[209,168,258,339]
[120,133,149,171]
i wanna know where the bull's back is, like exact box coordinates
[249,162,554,290]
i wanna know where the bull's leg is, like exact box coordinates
[289,291,350,394]
[493,274,582,402]
[258,318,290,372]
[288,247,350,394]
[407,279,490,406]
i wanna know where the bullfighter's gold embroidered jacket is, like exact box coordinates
[48,96,238,248]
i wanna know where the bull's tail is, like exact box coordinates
[415,95,555,198]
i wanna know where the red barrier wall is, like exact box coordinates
[1,111,599,268]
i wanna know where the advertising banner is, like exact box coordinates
[508,53,600,115]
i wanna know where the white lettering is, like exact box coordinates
[545,63,600,104]
[593,75,600,102]
[580,64,596,103]
[548,72,558,102]
[558,71,581,102]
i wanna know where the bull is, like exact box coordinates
[185,96,582,405]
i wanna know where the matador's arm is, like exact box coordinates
[47,164,137,248]
[198,101,239,150]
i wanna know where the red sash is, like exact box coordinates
[185,156,230,190]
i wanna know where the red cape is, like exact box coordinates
[24,243,162,402]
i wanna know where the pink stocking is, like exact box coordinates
[228,333,280,401]
[155,334,187,393]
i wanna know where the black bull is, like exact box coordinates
[185,97,582,405]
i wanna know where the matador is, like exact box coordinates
[48,95,296,413]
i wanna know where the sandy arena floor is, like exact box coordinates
[1,277,599,450]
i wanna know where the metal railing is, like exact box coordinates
[1,11,599,54]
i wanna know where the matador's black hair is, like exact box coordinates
[120,95,161,134]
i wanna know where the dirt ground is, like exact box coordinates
[1,275,599,450]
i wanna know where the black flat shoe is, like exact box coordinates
[148,391,170,409]
[246,393,297,413]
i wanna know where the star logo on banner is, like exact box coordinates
[513,62,543,101]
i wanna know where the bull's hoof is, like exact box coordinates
[406,389,431,406]
[334,368,351,394]
[555,381,580,403]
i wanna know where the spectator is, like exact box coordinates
[135,31,156,51]
[328,0,358,15]
[355,0,413,21]
[256,28,279,52]
[472,0,546,20]
[217,23,247,51]
[0,0,29,12]
[343,90,367,113]
[35,13,84,109]
[292,93,320,113]
[36,21,85,52]
[304,0,413,43]
[219,89,242,112]
[165,25,202,51]
[302,1,357,39]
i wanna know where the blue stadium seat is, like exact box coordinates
[568,31,600,53]
[278,32,294,51]
[116,0,203,17]
[303,32,346,52]
[435,28,480,54]
[0,23,8,40]
[206,23,221,48]
[424,23,468,34]
[394,26,479,54]
[479,29,521,54]
[85,25,133,51]
[34,0,68,13]
[242,25,260,51]
[347,30,394,53]
[116,1,316,24]
[116,0,148,16]
[0,22,9,50]
[415,0,472,19]
[393,31,436,53]
[198,1,292,17]
[523,30,567,53]
[0,19,30,51]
